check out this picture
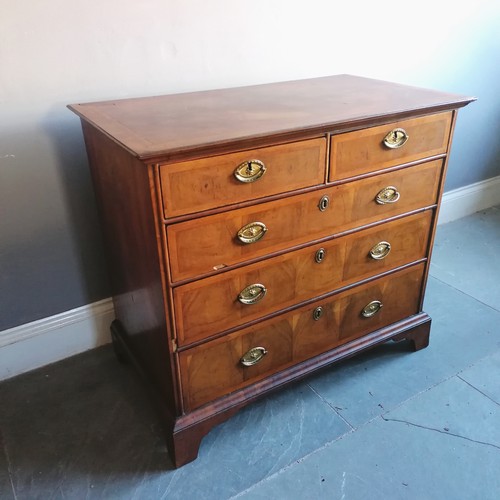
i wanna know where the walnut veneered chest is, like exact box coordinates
[69,75,474,467]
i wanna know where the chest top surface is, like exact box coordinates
[68,75,474,161]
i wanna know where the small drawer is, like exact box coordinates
[167,159,442,282]
[329,112,452,181]
[179,263,424,411]
[159,138,326,218]
[174,211,432,345]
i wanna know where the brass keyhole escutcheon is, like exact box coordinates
[369,241,392,260]
[318,195,330,212]
[361,300,383,318]
[237,221,267,244]
[313,306,324,321]
[375,186,400,205]
[240,346,268,367]
[383,128,409,149]
[315,248,326,263]
[234,160,266,183]
[238,284,267,305]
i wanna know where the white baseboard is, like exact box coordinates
[0,298,115,381]
[1,175,499,382]
[438,175,500,225]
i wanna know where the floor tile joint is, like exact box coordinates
[380,415,500,450]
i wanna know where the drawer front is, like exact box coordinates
[329,112,452,181]
[174,211,432,345]
[160,138,326,218]
[167,159,442,282]
[179,264,424,411]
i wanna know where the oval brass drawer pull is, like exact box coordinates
[383,128,409,149]
[375,186,400,205]
[313,306,324,321]
[369,241,392,260]
[238,284,267,305]
[318,195,330,212]
[234,159,266,183]
[361,300,383,318]
[237,221,267,244]
[240,346,268,367]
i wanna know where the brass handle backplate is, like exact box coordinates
[383,128,409,149]
[313,306,324,321]
[318,195,330,212]
[369,241,392,260]
[361,300,383,318]
[237,221,267,244]
[234,160,266,183]
[238,283,267,305]
[375,186,400,205]
[240,346,268,367]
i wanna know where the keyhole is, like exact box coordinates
[318,195,330,212]
[315,248,326,263]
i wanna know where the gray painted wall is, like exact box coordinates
[1,1,499,331]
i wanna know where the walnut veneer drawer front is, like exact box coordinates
[160,138,326,218]
[330,112,452,181]
[174,210,432,345]
[179,263,425,411]
[167,159,442,282]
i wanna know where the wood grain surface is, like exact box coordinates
[160,138,326,218]
[179,263,425,411]
[167,159,442,282]
[330,112,452,180]
[174,211,432,345]
[68,75,473,161]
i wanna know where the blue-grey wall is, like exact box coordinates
[1,0,499,331]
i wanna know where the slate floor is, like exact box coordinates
[1,206,499,500]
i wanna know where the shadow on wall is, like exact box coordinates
[0,108,110,331]
[41,107,112,301]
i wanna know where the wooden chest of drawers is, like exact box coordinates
[69,75,474,467]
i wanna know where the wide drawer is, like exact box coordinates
[179,263,424,411]
[159,138,326,218]
[167,159,442,282]
[174,210,432,345]
[329,112,452,181]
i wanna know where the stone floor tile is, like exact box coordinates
[458,350,500,405]
[0,347,349,500]
[383,375,500,449]
[431,206,500,311]
[0,432,15,500]
[237,396,500,500]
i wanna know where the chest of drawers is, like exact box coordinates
[69,75,474,467]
